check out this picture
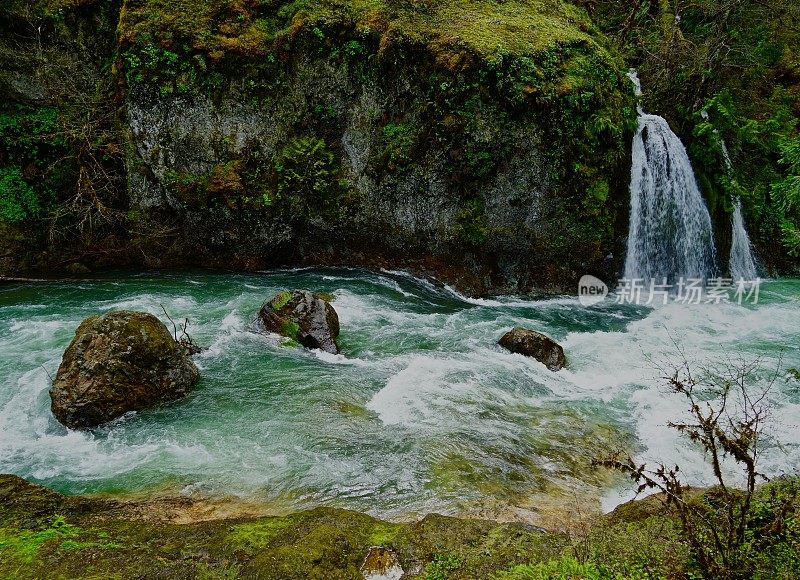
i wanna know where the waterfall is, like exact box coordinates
[730,199,759,281]
[624,71,717,283]
[700,111,760,281]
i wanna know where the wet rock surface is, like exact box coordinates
[498,327,566,371]
[50,311,199,429]
[361,546,404,580]
[258,290,341,354]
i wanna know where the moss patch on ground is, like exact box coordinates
[0,475,567,579]
[2,474,800,578]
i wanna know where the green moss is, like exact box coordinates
[270,290,293,311]
[312,291,335,302]
[332,400,375,419]
[367,521,401,546]
[0,475,563,578]
[118,0,599,61]
[0,515,81,565]
[228,518,292,552]
[281,319,300,340]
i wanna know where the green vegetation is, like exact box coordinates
[453,199,490,246]
[166,160,269,210]
[0,166,41,222]
[489,478,800,580]
[593,355,800,579]
[274,136,350,221]
[280,319,300,340]
[381,121,418,169]
[0,514,120,569]
[227,518,293,551]
[0,515,80,565]
[312,291,335,302]
[0,476,570,578]
[1,0,636,283]
[123,43,184,93]
[773,136,800,255]
[3,472,794,578]
[494,556,625,580]
[583,0,800,270]
[116,0,601,63]
[0,106,66,223]
[424,553,464,579]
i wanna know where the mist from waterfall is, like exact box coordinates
[624,71,717,283]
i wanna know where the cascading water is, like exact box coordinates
[730,199,758,280]
[700,111,760,281]
[624,71,717,282]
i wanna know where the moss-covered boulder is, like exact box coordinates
[498,327,566,371]
[259,290,340,354]
[49,311,200,429]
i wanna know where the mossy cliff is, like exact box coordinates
[0,0,635,294]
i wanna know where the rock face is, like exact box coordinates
[0,1,635,294]
[498,328,566,371]
[259,290,341,354]
[50,311,200,429]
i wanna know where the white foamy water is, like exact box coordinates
[0,270,798,521]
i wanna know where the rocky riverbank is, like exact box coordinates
[3,473,798,579]
[0,474,571,579]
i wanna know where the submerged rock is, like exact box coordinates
[50,311,200,429]
[498,327,566,371]
[361,546,403,580]
[259,290,340,354]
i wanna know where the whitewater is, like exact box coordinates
[1,269,798,521]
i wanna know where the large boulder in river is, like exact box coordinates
[50,311,200,429]
[498,327,566,371]
[259,290,340,354]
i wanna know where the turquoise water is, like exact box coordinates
[1,269,799,520]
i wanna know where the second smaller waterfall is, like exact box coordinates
[701,110,759,280]
[730,199,759,280]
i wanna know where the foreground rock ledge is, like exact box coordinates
[498,327,566,371]
[259,290,341,354]
[0,474,560,579]
[50,311,200,429]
